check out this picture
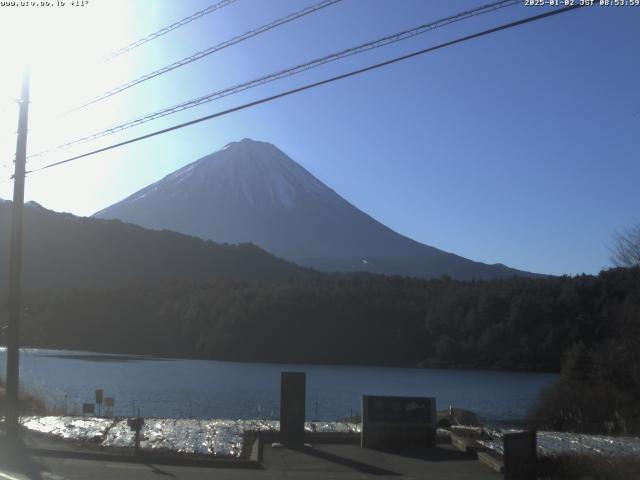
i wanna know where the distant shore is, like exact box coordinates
[5,345,560,374]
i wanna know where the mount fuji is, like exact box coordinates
[95,138,537,280]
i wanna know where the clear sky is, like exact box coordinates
[0,0,638,276]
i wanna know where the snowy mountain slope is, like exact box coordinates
[95,138,539,280]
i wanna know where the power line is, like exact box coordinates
[68,0,343,114]
[22,1,240,134]
[70,0,519,140]
[28,0,519,161]
[104,0,238,61]
[25,3,586,177]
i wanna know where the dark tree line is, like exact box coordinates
[2,267,637,376]
[2,267,639,432]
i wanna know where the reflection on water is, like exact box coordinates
[0,348,557,421]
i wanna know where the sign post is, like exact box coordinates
[127,417,145,453]
[104,397,115,418]
[95,389,104,416]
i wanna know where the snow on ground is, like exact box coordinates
[21,416,113,441]
[20,416,360,458]
[24,416,640,460]
[103,418,244,457]
[478,429,640,458]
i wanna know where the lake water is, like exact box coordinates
[0,348,557,422]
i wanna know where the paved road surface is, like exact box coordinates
[1,443,500,480]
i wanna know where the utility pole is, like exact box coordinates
[6,69,30,438]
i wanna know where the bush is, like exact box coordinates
[538,453,640,480]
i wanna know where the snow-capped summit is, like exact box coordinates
[122,139,338,210]
[95,139,537,279]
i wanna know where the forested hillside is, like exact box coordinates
[531,267,640,433]
[9,267,639,373]
[0,201,313,290]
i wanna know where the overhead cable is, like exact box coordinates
[29,0,519,160]
[104,0,239,61]
[69,0,343,113]
[25,4,586,176]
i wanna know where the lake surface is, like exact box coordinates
[0,348,557,422]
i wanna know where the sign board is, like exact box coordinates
[127,417,145,432]
[82,403,95,415]
[361,395,436,449]
[127,417,145,452]
[504,431,537,480]
[280,372,306,445]
[104,397,114,408]
[95,389,104,404]
[366,396,434,423]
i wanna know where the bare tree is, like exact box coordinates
[610,223,640,267]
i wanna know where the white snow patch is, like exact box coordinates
[478,429,640,458]
[20,416,361,458]
[165,164,197,185]
[21,416,113,441]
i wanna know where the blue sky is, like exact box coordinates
[0,0,638,276]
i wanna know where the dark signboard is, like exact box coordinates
[280,372,306,445]
[127,417,145,432]
[82,403,95,415]
[365,395,434,423]
[361,395,437,448]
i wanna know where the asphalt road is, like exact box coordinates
[1,443,501,480]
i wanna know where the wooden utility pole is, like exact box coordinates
[6,69,30,437]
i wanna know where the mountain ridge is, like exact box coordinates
[95,138,541,280]
[0,200,313,290]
